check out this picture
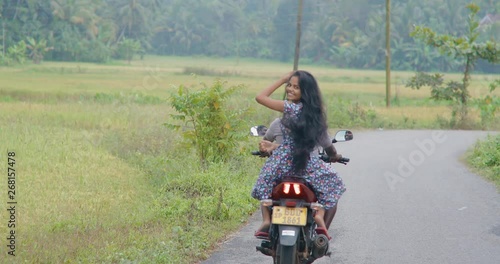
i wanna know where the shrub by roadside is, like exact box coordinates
[467,134,500,189]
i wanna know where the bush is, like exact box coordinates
[473,80,500,130]
[468,134,500,188]
[327,97,379,128]
[0,40,27,65]
[114,38,142,63]
[167,79,250,166]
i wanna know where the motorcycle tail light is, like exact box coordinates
[260,199,273,207]
[293,184,301,195]
[310,202,324,211]
[283,183,291,194]
[285,201,297,207]
[272,182,317,203]
[283,183,301,195]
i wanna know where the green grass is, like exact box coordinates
[0,55,498,263]
[467,134,500,189]
[0,121,153,261]
[0,99,263,263]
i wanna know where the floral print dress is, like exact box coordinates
[251,101,346,210]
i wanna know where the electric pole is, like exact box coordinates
[293,0,303,71]
[284,0,304,100]
[1,19,5,57]
[386,0,391,107]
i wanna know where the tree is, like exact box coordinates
[6,40,27,64]
[26,37,53,64]
[271,0,297,61]
[406,3,500,128]
[157,0,206,55]
[116,37,141,64]
[50,0,100,40]
[1,0,498,67]
[110,0,159,52]
[49,0,105,61]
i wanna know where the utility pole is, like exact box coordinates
[385,0,391,107]
[293,0,303,71]
[284,0,304,100]
[1,20,5,58]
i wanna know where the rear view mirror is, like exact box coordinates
[333,130,353,143]
[250,125,268,137]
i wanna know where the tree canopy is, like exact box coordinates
[0,0,499,72]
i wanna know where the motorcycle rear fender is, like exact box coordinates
[278,225,300,246]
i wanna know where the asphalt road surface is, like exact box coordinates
[202,130,500,264]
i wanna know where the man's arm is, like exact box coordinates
[263,118,282,143]
[259,140,280,154]
[260,118,282,155]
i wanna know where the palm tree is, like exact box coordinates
[161,0,206,54]
[26,37,53,64]
[111,0,158,46]
[50,0,100,40]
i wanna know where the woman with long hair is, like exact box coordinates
[251,70,346,240]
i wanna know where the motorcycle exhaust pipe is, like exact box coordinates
[256,246,274,257]
[311,234,329,259]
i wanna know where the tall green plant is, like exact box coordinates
[473,79,500,129]
[26,37,53,64]
[407,3,500,128]
[6,40,27,65]
[116,38,142,64]
[166,79,249,167]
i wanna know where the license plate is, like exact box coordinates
[272,206,307,226]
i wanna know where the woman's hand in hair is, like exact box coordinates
[281,71,295,84]
[255,72,295,112]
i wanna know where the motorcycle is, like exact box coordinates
[251,129,353,264]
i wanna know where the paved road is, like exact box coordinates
[202,130,500,264]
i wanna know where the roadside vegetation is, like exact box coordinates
[0,55,498,263]
[1,0,498,262]
[467,134,500,189]
[406,3,500,129]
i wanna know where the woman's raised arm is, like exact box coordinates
[255,72,294,112]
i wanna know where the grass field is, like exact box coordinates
[0,55,498,263]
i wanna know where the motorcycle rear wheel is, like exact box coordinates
[274,244,299,264]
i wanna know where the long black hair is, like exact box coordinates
[282,70,328,173]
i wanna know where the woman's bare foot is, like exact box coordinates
[255,205,271,238]
[313,208,327,229]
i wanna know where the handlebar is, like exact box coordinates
[251,150,263,156]
[252,150,271,157]
[320,155,350,165]
[252,150,350,165]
